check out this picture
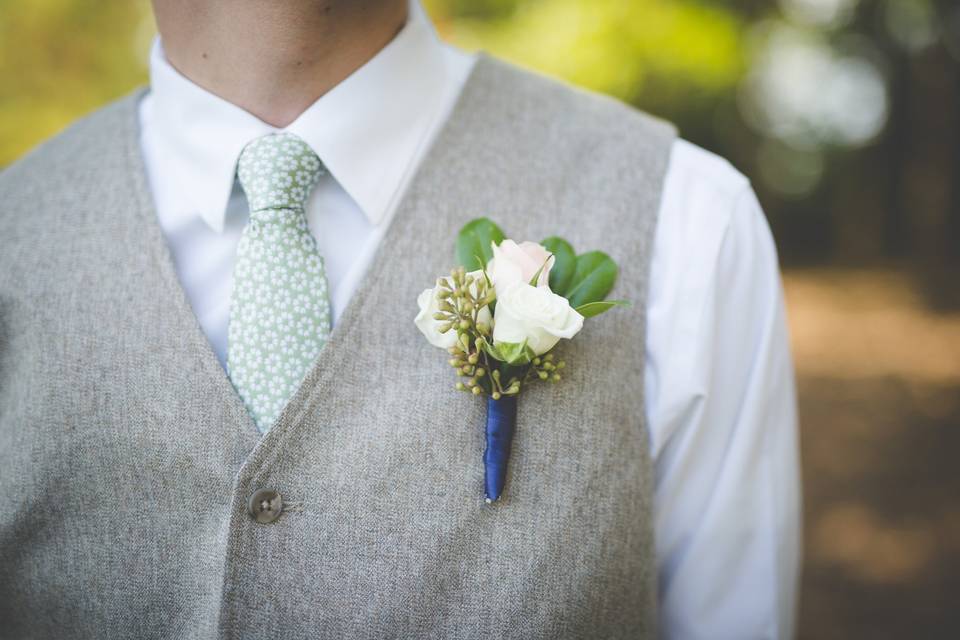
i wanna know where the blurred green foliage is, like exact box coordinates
[0,0,153,165]
[426,0,744,105]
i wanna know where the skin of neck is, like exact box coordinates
[151,0,409,127]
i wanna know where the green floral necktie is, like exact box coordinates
[227,133,331,433]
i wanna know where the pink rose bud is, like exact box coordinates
[487,239,554,293]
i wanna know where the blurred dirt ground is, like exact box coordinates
[784,268,960,639]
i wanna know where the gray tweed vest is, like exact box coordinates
[0,55,675,639]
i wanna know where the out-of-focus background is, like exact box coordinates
[2,0,958,636]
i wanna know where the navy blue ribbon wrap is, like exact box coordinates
[483,394,518,503]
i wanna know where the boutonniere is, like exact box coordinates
[414,218,627,504]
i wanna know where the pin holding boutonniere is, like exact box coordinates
[414,218,629,503]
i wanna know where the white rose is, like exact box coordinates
[492,282,584,357]
[414,270,492,349]
[487,239,553,292]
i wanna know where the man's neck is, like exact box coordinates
[151,0,409,127]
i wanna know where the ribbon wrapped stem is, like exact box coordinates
[483,394,518,503]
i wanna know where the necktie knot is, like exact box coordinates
[237,133,323,215]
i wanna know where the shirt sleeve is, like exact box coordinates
[644,139,801,639]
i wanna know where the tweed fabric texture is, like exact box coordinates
[0,55,676,639]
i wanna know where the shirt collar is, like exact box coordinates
[147,0,453,233]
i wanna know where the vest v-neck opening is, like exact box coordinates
[122,55,490,449]
[237,55,493,467]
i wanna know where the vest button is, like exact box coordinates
[247,489,283,524]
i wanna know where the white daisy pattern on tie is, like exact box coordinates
[227,133,331,433]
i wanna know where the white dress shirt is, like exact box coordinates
[139,2,800,637]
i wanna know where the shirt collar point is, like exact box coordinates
[341,179,388,227]
[200,207,228,234]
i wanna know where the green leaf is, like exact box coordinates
[528,255,553,286]
[541,236,576,296]
[480,264,493,288]
[492,340,535,365]
[564,251,618,308]
[574,299,630,318]
[478,336,502,361]
[456,218,506,271]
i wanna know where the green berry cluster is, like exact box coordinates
[529,353,564,383]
